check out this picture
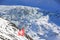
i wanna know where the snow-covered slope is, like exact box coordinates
[0,18,28,40]
[0,6,60,40]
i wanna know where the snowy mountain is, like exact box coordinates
[0,6,60,40]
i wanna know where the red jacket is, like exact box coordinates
[18,28,25,36]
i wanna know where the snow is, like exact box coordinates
[0,18,28,40]
[0,5,60,40]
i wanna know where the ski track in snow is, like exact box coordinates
[0,5,60,40]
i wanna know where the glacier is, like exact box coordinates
[0,5,60,40]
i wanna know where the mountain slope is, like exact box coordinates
[0,6,60,40]
[0,18,28,40]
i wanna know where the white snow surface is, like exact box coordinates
[0,18,28,40]
[0,5,60,40]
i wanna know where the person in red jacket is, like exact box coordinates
[17,27,33,40]
[18,27,25,36]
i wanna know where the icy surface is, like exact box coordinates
[0,6,60,40]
